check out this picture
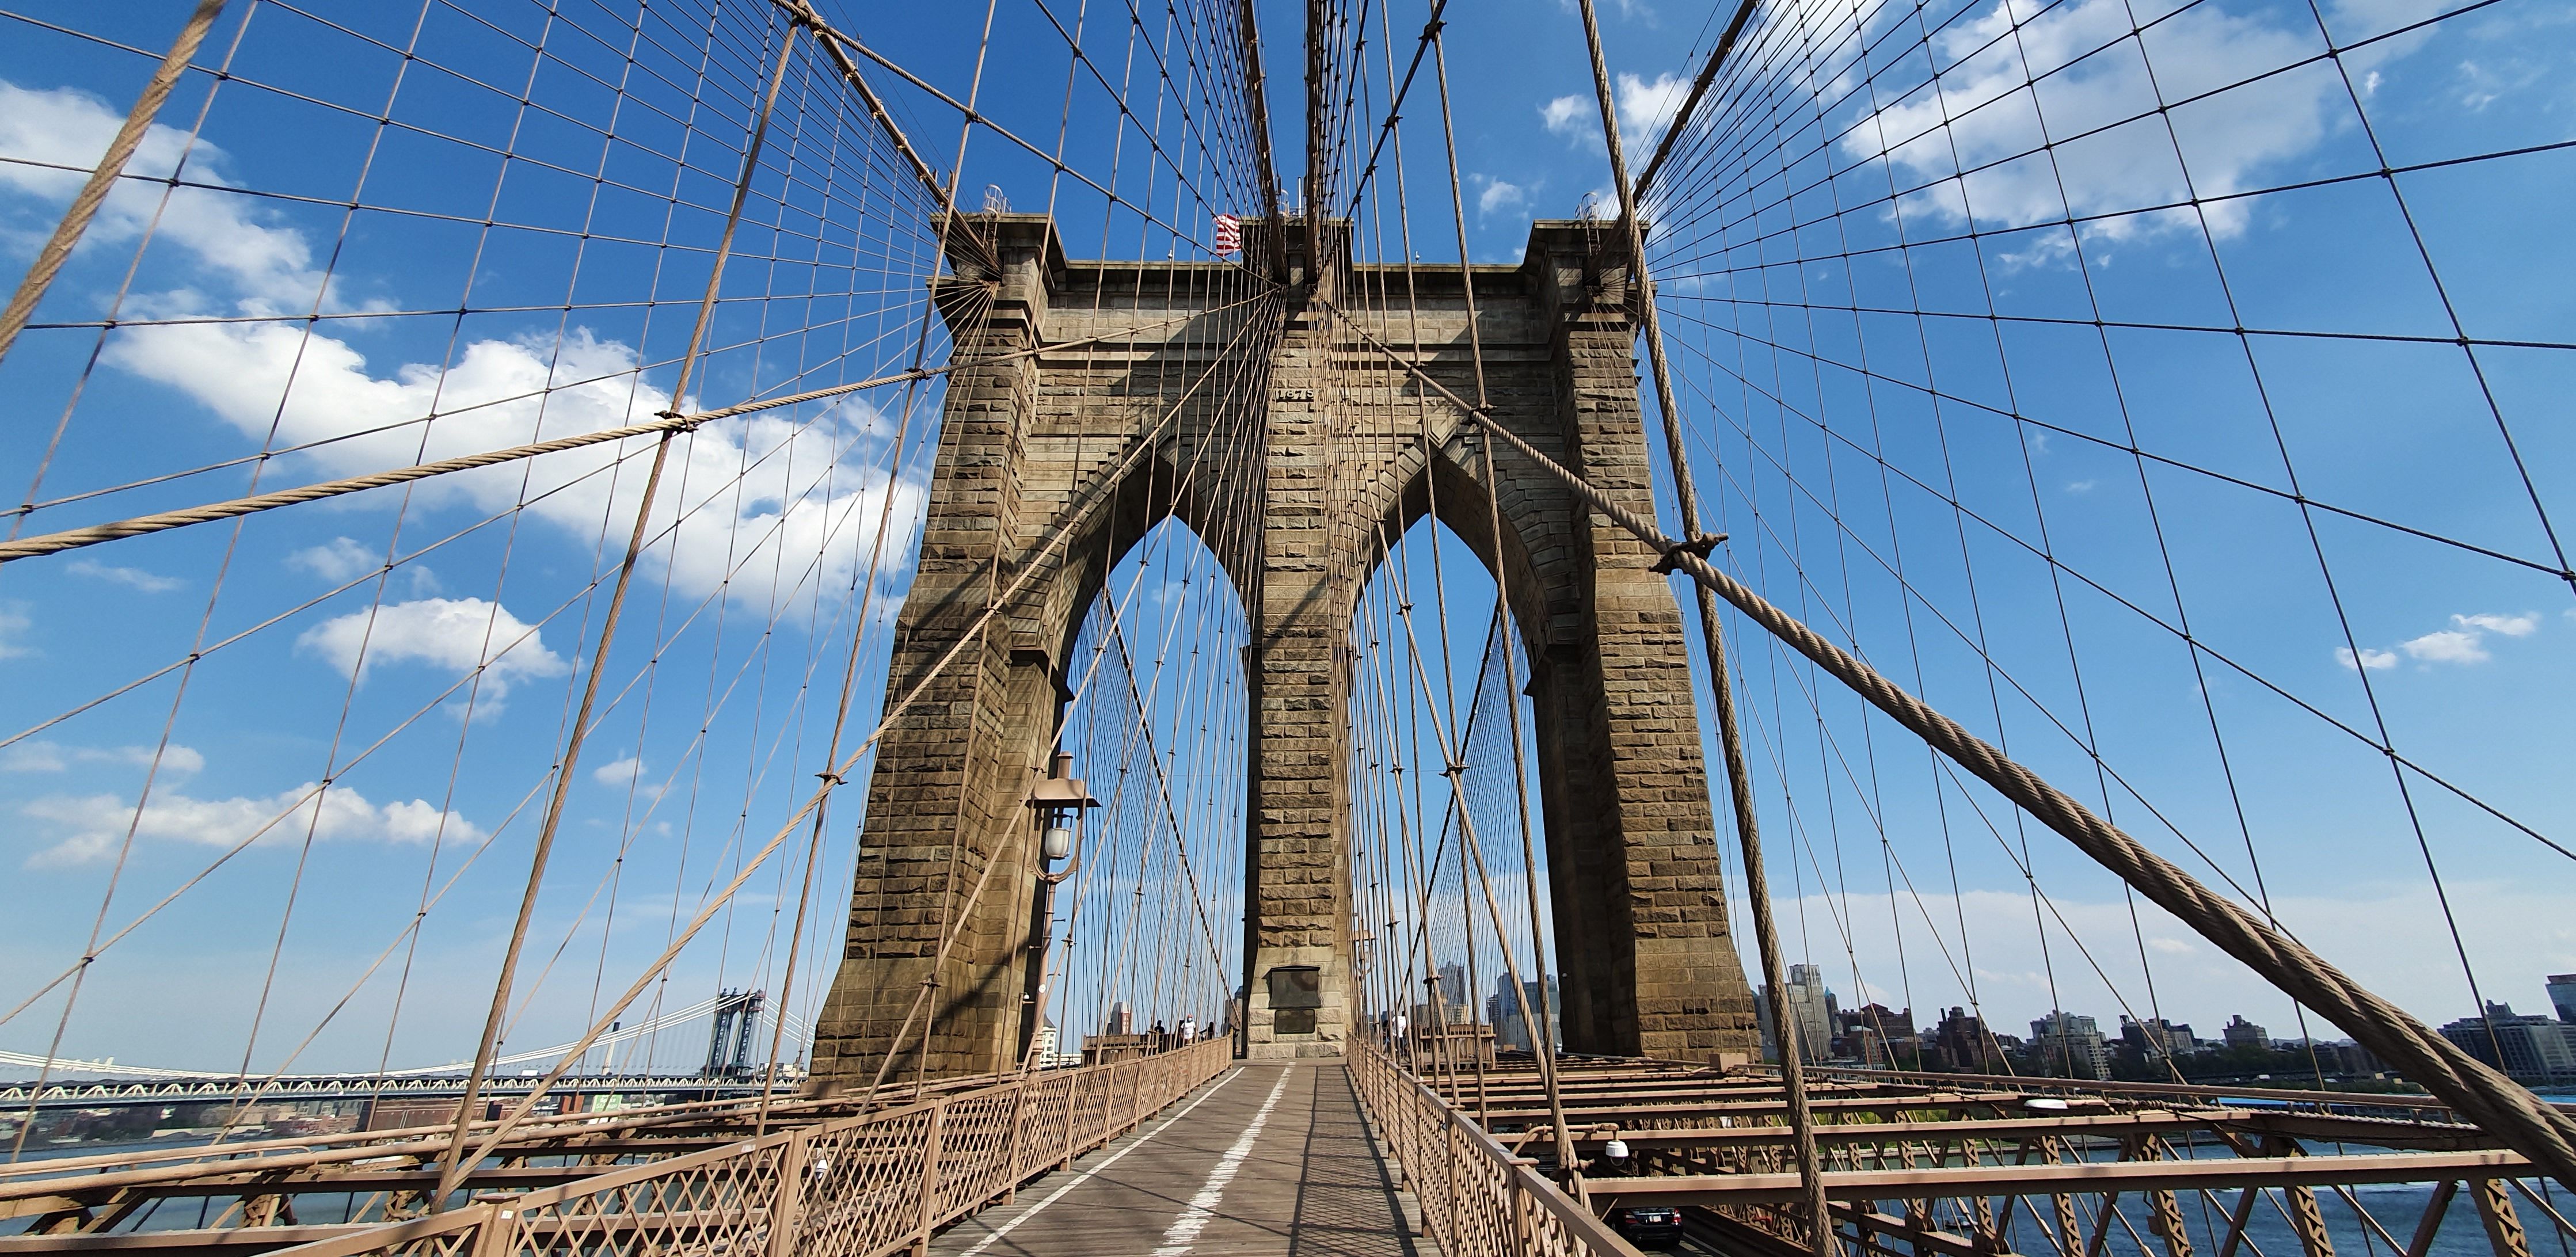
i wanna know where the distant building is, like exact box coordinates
[1837,1004,1913,1068]
[2120,1016,2196,1058]
[2030,1011,2111,1080]
[2312,1039,2384,1077]
[1438,962,1467,1012]
[1031,1021,1076,1068]
[2221,1015,2269,1052]
[2548,975,2576,1025]
[2439,1004,2576,1083]
[1932,1006,2003,1073]
[1768,964,1834,1062]
[1108,1001,1133,1036]
[1489,973,1559,1054]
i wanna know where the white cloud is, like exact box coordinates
[2342,609,2539,671]
[0,81,357,314]
[1539,95,1588,138]
[0,601,30,658]
[2453,611,2538,638]
[289,536,378,582]
[1540,75,1687,153]
[295,596,570,703]
[1837,0,2342,246]
[65,558,182,592]
[2399,628,2486,664]
[2065,479,2098,493]
[1,81,920,618]
[591,753,667,801]
[1475,177,1528,220]
[1616,73,1690,150]
[101,319,920,610]
[2,741,204,775]
[20,780,473,867]
[1554,0,1656,21]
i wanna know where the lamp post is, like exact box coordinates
[1021,751,1095,1070]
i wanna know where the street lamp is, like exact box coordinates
[1019,751,1097,1070]
[1025,750,1097,882]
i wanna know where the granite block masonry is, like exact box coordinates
[808,215,1756,1086]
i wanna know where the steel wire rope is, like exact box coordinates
[1760,0,2077,1090]
[3,0,451,1164]
[1354,0,1448,1093]
[0,298,1297,566]
[1,2,246,547]
[429,10,810,1199]
[1053,17,1191,1060]
[206,0,610,1142]
[1089,229,1270,1040]
[1729,607,2182,1091]
[382,0,694,1099]
[672,78,845,1073]
[1093,501,1223,1034]
[535,7,832,1085]
[1325,299,2576,1190]
[1669,0,2554,1085]
[1091,451,1259,1008]
[1030,1,1192,1066]
[1644,318,2576,883]
[744,43,893,1122]
[427,349,1287,1161]
[857,295,1284,1096]
[1825,0,2157,1082]
[1752,0,1978,1087]
[0,0,225,372]
[0,436,801,1038]
[1642,0,2521,307]
[2127,0,2543,1080]
[787,7,1250,264]
[1021,0,1268,230]
[1357,524,1467,1099]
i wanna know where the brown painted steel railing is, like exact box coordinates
[262,1039,1232,1257]
[1349,1041,1647,1257]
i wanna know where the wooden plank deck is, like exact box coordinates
[934,1062,1419,1257]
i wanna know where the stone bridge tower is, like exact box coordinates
[808,214,1757,1087]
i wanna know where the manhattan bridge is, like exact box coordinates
[0,0,2571,1255]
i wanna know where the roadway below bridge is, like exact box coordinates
[938,1061,1420,1257]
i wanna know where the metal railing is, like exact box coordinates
[1349,1041,1646,1257]
[259,1039,1232,1257]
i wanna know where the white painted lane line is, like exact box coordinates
[954,1066,1246,1257]
[1148,1067,1296,1257]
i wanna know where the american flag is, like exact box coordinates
[1212,213,1241,256]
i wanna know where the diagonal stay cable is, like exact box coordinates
[442,293,1282,1165]
[1322,295,2576,1194]
[0,298,1265,566]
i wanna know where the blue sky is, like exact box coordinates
[0,0,2570,1077]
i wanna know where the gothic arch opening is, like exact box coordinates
[1044,515,1250,1066]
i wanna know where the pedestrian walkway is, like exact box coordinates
[934,1061,1418,1257]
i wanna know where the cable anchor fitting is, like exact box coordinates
[1651,531,1727,575]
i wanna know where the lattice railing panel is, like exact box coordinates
[1348,1043,1646,1257]
[265,1041,1232,1257]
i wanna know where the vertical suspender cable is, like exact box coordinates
[429,16,804,1209]
[1571,0,1837,1248]
[1425,13,1577,1179]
